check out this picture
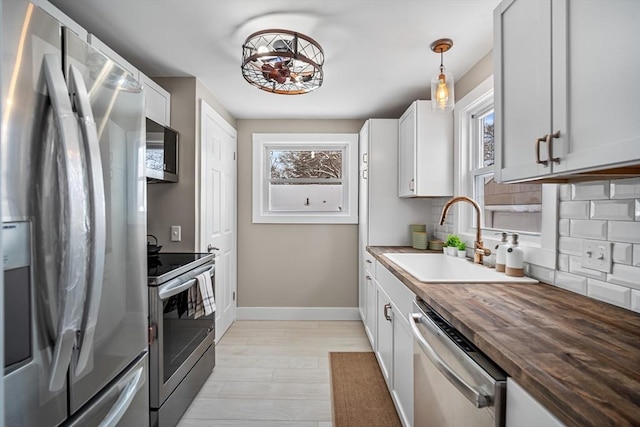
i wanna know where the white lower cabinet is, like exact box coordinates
[361,252,377,345]
[392,309,413,427]
[506,378,565,427]
[363,259,415,426]
[376,283,393,386]
[364,269,377,346]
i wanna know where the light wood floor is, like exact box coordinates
[178,320,372,427]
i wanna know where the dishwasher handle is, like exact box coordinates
[409,312,489,408]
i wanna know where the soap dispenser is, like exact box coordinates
[495,232,510,272]
[505,233,524,277]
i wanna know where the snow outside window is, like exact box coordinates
[252,133,358,224]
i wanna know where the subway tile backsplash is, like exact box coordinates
[632,290,640,312]
[557,178,640,312]
[612,243,633,265]
[610,177,640,199]
[429,197,455,242]
[424,179,639,313]
[587,278,632,308]
[608,221,640,244]
[590,199,636,221]
[560,201,590,219]
[570,219,607,240]
[571,180,610,200]
[555,271,588,295]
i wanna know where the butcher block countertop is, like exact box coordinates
[368,246,640,427]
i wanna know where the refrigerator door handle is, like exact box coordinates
[68,65,107,378]
[98,363,146,427]
[43,54,90,392]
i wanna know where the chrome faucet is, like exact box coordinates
[439,196,491,264]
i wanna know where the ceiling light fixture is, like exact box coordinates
[430,38,454,111]
[241,29,324,95]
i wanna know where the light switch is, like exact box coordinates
[170,225,181,242]
[581,240,612,273]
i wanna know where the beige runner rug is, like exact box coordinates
[329,352,402,427]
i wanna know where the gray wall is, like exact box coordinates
[147,78,196,251]
[147,77,235,251]
[455,50,493,101]
[236,119,364,308]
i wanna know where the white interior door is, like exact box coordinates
[200,100,237,341]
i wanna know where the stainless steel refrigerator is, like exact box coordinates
[2,1,149,425]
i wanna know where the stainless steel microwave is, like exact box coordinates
[146,118,179,183]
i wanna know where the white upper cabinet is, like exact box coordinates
[398,100,453,197]
[494,0,640,183]
[87,34,139,80]
[33,0,87,39]
[139,72,171,126]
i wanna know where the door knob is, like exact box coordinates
[207,244,219,253]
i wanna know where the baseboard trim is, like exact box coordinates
[236,307,361,321]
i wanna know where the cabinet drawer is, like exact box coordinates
[376,263,415,318]
[364,251,376,277]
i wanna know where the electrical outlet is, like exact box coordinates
[170,225,181,242]
[581,240,612,273]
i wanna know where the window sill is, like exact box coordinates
[459,230,556,270]
[252,212,358,224]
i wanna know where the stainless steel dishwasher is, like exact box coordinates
[409,299,506,427]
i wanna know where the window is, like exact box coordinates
[469,109,542,234]
[253,133,358,224]
[455,76,557,269]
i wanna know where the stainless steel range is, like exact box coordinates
[148,252,216,427]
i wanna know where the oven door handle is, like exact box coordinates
[159,278,197,300]
[157,265,214,300]
[188,264,215,278]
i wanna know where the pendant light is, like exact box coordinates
[430,38,454,111]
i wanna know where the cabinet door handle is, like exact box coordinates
[365,275,372,280]
[547,130,561,164]
[365,259,372,264]
[384,303,392,321]
[409,179,415,192]
[535,135,549,167]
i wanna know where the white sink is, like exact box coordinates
[383,253,538,284]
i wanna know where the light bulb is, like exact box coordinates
[435,73,449,109]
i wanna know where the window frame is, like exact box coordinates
[252,133,358,224]
[454,76,557,269]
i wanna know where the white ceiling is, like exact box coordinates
[50,0,500,120]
